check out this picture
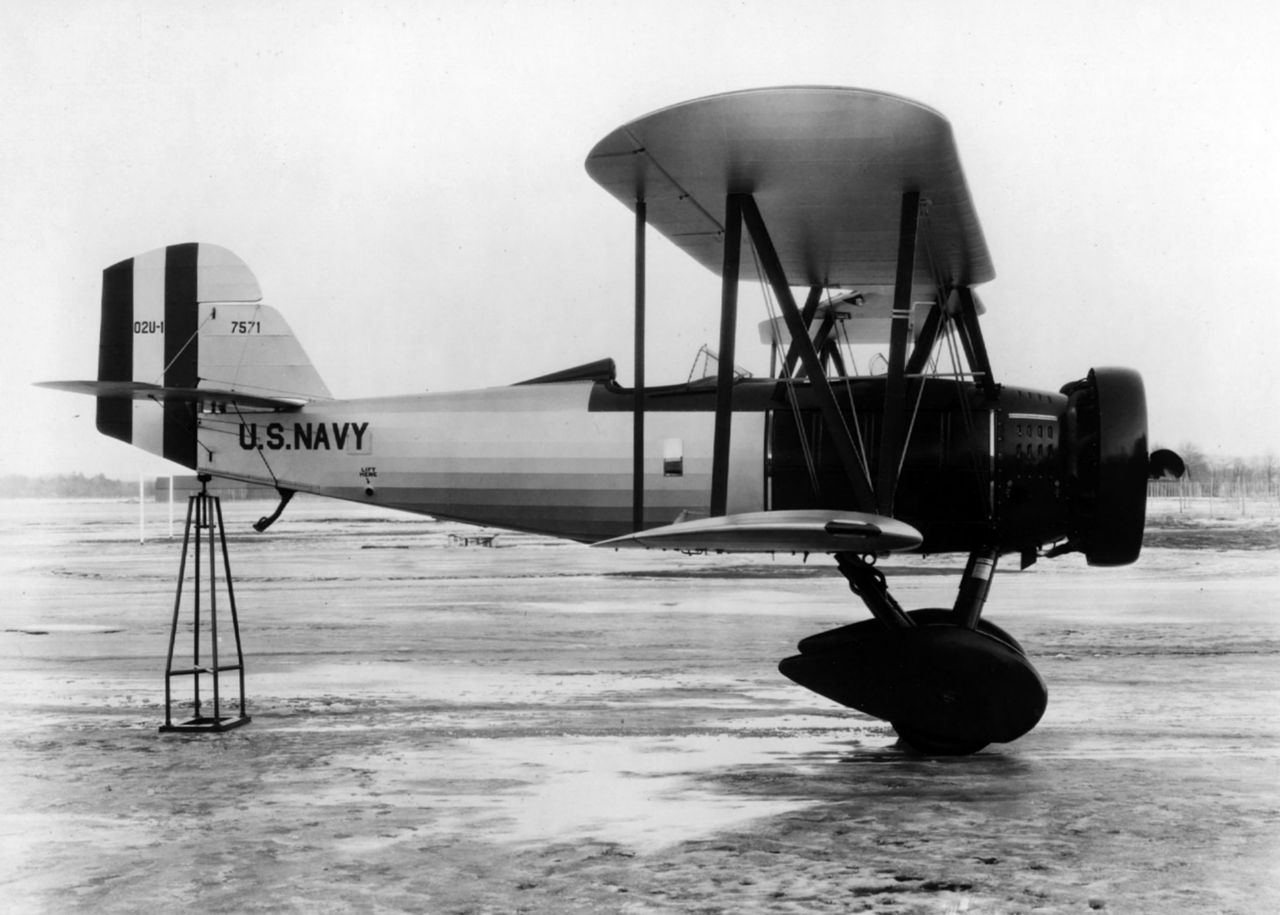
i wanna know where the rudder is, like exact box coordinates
[93,242,329,468]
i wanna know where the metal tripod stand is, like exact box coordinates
[159,475,251,733]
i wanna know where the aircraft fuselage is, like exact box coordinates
[197,375,1075,557]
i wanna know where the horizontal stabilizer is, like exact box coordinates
[37,380,307,411]
[593,509,922,554]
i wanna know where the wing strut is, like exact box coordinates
[794,307,841,380]
[781,285,824,379]
[875,191,922,516]
[709,195,743,517]
[633,197,647,531]
[905,302,945,375]
[736,194,876,513]
[953,286,998,398]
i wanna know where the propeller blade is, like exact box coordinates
[1149,449,1186,480]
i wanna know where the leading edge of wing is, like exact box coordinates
[36,380,308,411]
[593,509,922,554]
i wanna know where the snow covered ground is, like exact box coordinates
[2,497,1277,912]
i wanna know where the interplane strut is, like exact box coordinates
[737,193,877,513]
[875,191,922,516]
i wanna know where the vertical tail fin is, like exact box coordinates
[92,242,329,467]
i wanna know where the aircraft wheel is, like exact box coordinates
[891,722,989,757]
[901,608,1026,656]
[781,610,1048,754]
[890,610,1031,755]
[896,611,1016,755]
[795,607,1026,657]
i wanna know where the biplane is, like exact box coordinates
[43,87,1184,754]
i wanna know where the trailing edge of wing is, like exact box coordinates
[593,509,922,554]
[36,380,308,411]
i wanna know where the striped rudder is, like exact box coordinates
[93,242,329,468]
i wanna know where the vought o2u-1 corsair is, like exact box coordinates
[43,87,1184,754]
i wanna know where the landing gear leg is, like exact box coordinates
[947,548,1025,655]
[953,548,999,629]
[779,549,1048,755]
[835,552,913,630]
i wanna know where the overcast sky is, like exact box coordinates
[4,0,1277,478]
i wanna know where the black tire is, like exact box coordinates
[892,722,989,756]
[890,609,1028,755]
[903,608,1027,656]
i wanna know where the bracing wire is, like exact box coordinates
[155,308,218,386]
[919,207,992,520]
[230,401,282,488]
[833,317,874,489]
[748,241,822,497]
[942,313,993,520]
[227,302,265,390]
[897,368,930,482]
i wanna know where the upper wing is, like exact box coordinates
[585,86,993,291]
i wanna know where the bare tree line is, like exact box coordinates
[1149,443,1279,500]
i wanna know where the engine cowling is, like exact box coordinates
[1060,368,1149,566]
